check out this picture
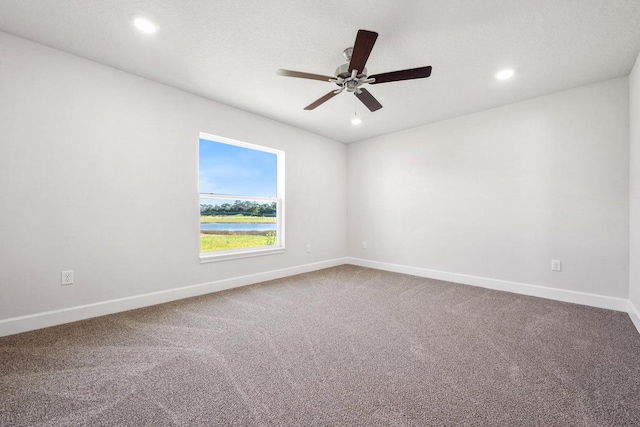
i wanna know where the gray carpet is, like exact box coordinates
[1,265,639,426]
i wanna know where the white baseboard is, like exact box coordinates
[346,257,629,312]
[0,258,347,338]
[628,300,640,335]
[4,257,637,338]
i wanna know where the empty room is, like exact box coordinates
[1,1,640,425]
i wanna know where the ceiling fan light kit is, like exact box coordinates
[277,29,432,114]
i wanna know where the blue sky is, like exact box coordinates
[199,138,277,197]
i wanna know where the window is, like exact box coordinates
[199,132,285,262]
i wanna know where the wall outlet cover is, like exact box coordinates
[61,270,74,285]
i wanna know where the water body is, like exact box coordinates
[200,223,276,232]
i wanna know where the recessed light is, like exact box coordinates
[496,69,515,80]
[133,17,158,34]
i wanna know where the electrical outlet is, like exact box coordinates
[362,241,367,249]
[306,243,311,253]
[61,270,74,285]
[551,260,562,272]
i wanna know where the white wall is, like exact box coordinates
[1,29,636,336]
[348,78,629,301]
[0,32,347,326]
[630,52,640,319]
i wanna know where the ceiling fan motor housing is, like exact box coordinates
[335,63,367,80]
[333,63,374,93]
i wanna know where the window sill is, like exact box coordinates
[199,246,285,263]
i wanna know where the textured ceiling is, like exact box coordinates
[1,1,640,143]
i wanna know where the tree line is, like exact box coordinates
[200,200,277,217]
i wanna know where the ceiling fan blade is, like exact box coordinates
[277,69,334,82]
[355,88,383,112]
[349,30,378,74]
[369,66,432,84]
[304,91,339,110]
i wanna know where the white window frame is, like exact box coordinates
[199,132,285,263]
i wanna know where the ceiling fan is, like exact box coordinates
[277,29,432,112]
